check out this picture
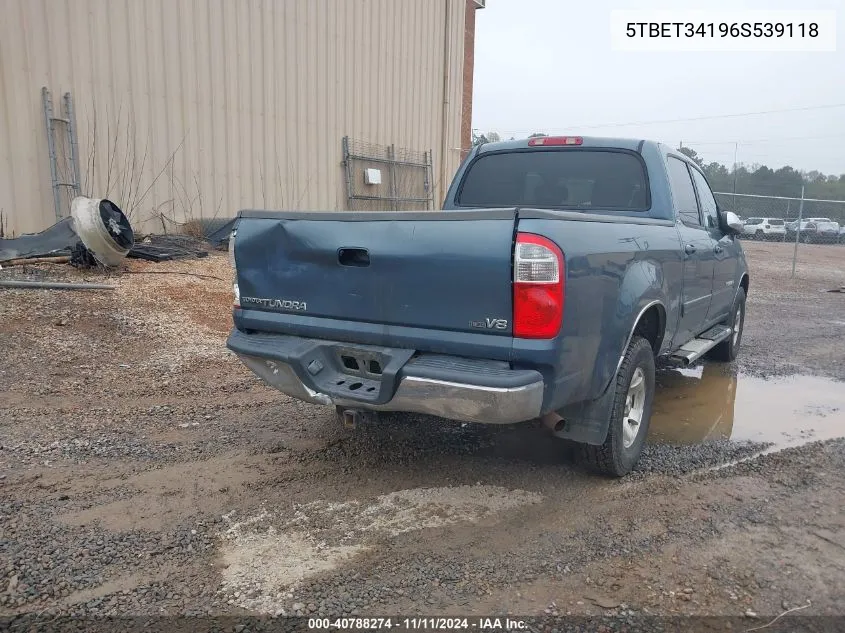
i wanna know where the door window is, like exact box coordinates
[689,167,719,230]
[667,157,701,226]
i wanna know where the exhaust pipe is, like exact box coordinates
[541,412,566,434]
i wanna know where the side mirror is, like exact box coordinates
[721,211,744,235]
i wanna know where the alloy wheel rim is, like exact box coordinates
[733,304,743,346]
[622,367,646,449]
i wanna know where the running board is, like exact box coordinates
[669,324,733,365]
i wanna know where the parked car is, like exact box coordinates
[227,136,749,477]
[785,219,809,241]
[742,217,786,241]
[814,219,841,243]
[786,218,840,243]
[840,224,845,244]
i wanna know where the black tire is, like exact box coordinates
[709,288,746,362]
[581,336,655,477]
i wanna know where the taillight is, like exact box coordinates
[513,233,564,338]
[229,229,240,308]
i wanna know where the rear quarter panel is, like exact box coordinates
[515,213,683,410]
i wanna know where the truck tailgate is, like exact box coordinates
[234,209,518,335]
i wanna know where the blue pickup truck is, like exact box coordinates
[227,136,749,476]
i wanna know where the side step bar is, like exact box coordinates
[670,324,733,365]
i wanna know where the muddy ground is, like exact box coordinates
[1,240,845,626]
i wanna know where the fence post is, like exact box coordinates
[791,185,805,278]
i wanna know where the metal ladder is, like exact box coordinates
[42,87,81,221]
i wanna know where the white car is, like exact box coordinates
[812,219,841,243]
[742,217,786,240]
[787,218,841,243]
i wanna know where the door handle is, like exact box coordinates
[338,247,370,267]
[684,243,696,255]
[714,244,723,254]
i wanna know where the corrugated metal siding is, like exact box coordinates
[0,0,466,236]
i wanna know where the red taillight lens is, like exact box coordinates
[513,233,564,338]
[527,136,583,146]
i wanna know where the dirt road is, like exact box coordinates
[1,241,844,625]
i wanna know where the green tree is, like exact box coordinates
[698,158,845,201]
[677,146,704,168]
[804,170,827,184]
[471,130,502,146]
[703,162,731,190]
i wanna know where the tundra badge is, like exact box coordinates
[241,296,307,311]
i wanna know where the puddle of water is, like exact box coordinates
[648,364,845,450]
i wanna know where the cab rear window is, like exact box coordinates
[457,150,649,211]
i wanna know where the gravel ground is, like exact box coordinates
[1,241,844,623]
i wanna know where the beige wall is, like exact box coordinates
[0,0,466,236]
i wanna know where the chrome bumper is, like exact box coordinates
[235,352,544,425]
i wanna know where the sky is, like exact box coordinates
[471,0,845,175]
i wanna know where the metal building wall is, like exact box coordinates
[0,0,466,236]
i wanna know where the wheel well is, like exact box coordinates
[633,304,666,355]
[740,274,749,296]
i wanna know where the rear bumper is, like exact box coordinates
[227,329,544,425]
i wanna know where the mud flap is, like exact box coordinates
[550,382,616,445]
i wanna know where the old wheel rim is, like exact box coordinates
[733,304,744,347]
[622,367,646,449]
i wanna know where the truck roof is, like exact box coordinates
[475,136,648,153]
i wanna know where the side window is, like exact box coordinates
[667,157,701,226]
[690,168,719,230]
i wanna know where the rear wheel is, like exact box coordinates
[581,336,655,477]
[709,288,746,362]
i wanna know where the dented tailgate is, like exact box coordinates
[233,209,518,336]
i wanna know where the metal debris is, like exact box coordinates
[0,197,134,268]
[0,280,115,291]
[128,234,209,263]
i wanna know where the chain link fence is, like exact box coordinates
[713,191,845,280]
[715,191,845,245]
